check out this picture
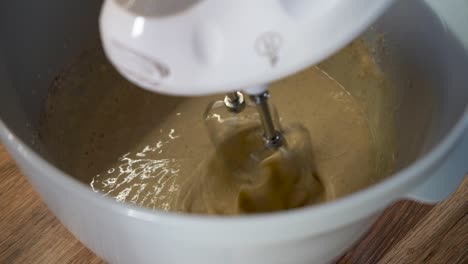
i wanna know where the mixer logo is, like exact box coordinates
[255,32,283,66]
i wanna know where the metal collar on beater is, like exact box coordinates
[224,91,246,113]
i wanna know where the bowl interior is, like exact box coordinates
[0,0,467,193]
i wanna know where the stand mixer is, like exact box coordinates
[100,0,395,152]
[1,0,468,262]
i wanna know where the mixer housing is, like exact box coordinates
[100,0,395,96]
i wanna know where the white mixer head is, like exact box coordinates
[100,0,394,96]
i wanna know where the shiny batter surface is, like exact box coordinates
[40,39,396,215]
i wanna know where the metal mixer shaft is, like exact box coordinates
[249,91,284,149]
[223,90,283,149]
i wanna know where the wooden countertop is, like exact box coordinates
[0,143,466,263]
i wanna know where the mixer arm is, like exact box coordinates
[100,0,395,96]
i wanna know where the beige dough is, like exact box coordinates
[177,124,324,214]
[40,39,396,215]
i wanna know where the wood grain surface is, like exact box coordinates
[0,143,466,263]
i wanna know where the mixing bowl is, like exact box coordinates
[0,0,467,263]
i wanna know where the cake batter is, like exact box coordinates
[40,39,396,215]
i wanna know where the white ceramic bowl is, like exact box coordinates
[0,0,467,263]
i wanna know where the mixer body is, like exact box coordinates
[100,0,395,95]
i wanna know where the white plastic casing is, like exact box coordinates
[100,0,395,96]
